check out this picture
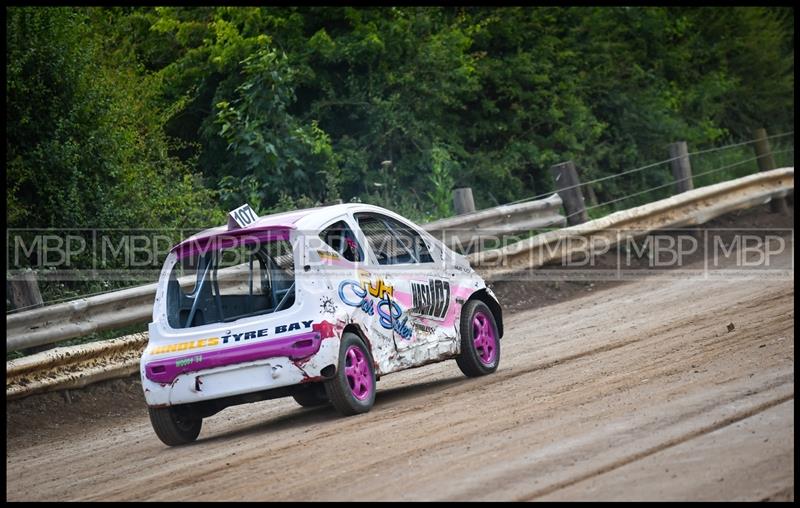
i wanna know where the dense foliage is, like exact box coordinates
[7,6,794,226]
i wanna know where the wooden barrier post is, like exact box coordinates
[669,141,694,194]
[550,161,588,225]
[8,270,49,355]
[584,183,599,207]
[576,165,599,206]
[452,187,476,215]
[753,128,788,214]
[8,270,43,312]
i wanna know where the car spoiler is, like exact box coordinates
[170,225,296,260]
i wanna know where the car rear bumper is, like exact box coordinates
[141,335,340,407]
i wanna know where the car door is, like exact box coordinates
[317,217,399,372]
[354,212,458,361]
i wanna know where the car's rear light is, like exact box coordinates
[312,320,335,338]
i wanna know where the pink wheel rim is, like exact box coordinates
[344,345,372,400]
[473,311,497,365]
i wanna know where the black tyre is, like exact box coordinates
[324,332,376,416]
[148,406,202,446]
[292,383,330,408]
[456,300,501,377]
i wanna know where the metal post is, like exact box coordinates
[669,141,694,194]
[549,161,588,225]
[753,128,788,214]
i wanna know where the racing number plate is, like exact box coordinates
[229,203,259,228]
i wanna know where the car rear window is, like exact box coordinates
[166,239,295,329]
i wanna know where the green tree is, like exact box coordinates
[6,7,221,230]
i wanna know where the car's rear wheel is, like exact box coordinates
[456,300,500,377]
[292,383,330,408]
[324,332,376,416]
[148,406,202,446]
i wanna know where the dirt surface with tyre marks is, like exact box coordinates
[5,205,794,501]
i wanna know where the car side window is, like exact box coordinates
[320,220,364,262]
[355,213,433,265]
[382,216,434,264]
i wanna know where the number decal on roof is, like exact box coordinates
[229,203,259,228]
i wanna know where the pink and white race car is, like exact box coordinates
[141,203,503,446]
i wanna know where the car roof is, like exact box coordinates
[171,203,416,254]
[290,203,411,229]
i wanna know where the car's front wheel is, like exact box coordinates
[456,300,500,377]
[148,406,202,446]
[324,332,376,416]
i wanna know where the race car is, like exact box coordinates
[141,202,503,446]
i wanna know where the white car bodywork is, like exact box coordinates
[140,203,502,408]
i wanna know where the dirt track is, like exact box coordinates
[6,213,794,501]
